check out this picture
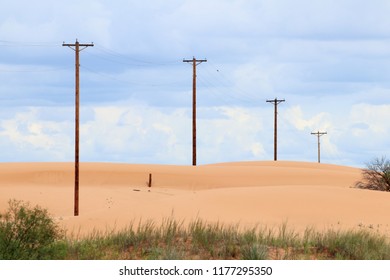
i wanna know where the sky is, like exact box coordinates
[0,0,390,167]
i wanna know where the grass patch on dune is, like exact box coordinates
[1,200,390,260]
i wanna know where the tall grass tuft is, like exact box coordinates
[241,244,268,260]
[315,229,390,260]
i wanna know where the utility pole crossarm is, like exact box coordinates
[62,41,94,48]
[266,98,285,105]
[311,131,327,163]
[183,57,207,166]
[183,58,207,63]
[62,43,94,47]
[311,131,327,136]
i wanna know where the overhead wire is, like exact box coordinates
[78,44,186,90]
[0,40,61,47]
[198,62,263,105]
[86,51,150,67]
[196,74,244,106]
[0,40,68,73]
[93,44,182,66]
[0,40,268,106]
[0,65,71,73]
[207,60,264,101]
[79,64,131,85]
[80,64,183,88]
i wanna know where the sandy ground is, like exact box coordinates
[1,161,390,237]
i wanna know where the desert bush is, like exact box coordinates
[0,200,63,259]
[356,156,390,192]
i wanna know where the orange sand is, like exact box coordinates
[1,161,390,237]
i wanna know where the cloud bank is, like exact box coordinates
[1,0,390,167]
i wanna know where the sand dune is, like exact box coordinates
[1,161,390,237]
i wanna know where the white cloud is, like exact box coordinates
[198,106,266,162]
[78,104,190,163]
[0,108,72,161]
[250,142,265,157]
[0,101,388,167]
[284,106,330,131]
[0,104,268,164]
[349,103,390,134]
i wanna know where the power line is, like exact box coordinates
[0,40,60,47]
[201,62,261,104]
[183,57,207,166]
[196,72,257,106]
[80,64,182,88]
[79,65,132,85]
[62,40,94,217]
[0,66,71,73]
[206,61,259,101]
[93,44,181,66]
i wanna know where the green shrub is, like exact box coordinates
[0,200,63,259]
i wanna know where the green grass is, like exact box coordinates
[2,200,390,260]
[57,220,390,260]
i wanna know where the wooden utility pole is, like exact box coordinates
[266,98,285,161]
[311,131,327,163]
[62,40,94,216]
[183,57,207,166]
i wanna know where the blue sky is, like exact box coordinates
[1,0,390,167]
